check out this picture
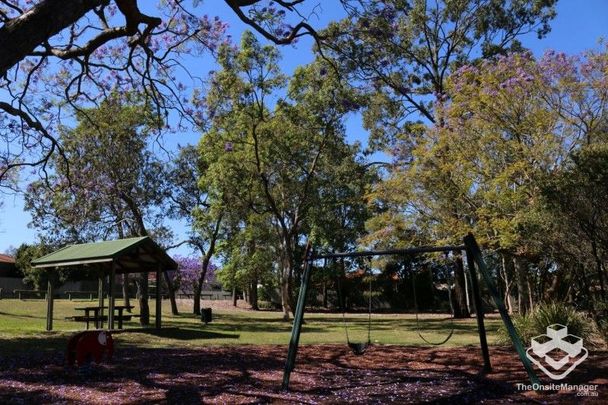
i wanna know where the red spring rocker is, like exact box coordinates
[67,331,114,367]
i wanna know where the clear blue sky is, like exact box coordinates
[1,0,607,256]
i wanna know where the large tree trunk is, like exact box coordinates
[249,279,259,310]
[545,269,562,301]
[280,246,295,320]
[122,274,131,312]
[452,254,470,318]
[193,254,213,315]
[280,264,291,320]
[527,277,534,311]
[279,232,298,320]
[136,272,150,325]
[163,271,179,315]
[591,239,607,300]
[193,279,203,315]
[193,216,222,315]
[515,257,530,315]
[501,254,514,314]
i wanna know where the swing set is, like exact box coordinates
[338,254,454,354]
[281,233,541,390]
[338,265,373,355]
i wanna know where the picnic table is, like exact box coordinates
[69,305,135,330]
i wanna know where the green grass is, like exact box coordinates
[0,299,502,356]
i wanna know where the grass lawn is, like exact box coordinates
[0,298,502,357]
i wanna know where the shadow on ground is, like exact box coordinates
[0,344,605,404]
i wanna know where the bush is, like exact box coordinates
[498,302,595,345]
[598,319,608,343]
[257,300,281,310]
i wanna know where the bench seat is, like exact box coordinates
[66,315,108,322]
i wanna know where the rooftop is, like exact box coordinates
[0,254,15,264]
[32,236,177,273]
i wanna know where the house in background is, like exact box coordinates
[0,254,21,298]
[0,253,97,298]
[0,254,18,278]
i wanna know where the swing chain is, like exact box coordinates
[411,253,456,346]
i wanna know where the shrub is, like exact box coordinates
[597,319,608,344]
[497,302,595,345]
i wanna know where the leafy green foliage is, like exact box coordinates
[497,302,597,345]
[15,243,61,289]
[24,92,167,243]
[323,0,557,150]
[199,32,367,317]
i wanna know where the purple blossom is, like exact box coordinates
[173,255,217,293]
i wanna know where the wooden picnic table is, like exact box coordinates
[71,305,134,330]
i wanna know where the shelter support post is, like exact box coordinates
[98,276,104,329]
[463,246,492,373]
[46,278,54,331]
[463,234,540,386]
[108,263,116,330]
[282,244,313,391]
[155,265,162,329]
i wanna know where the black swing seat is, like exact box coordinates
[348,342,371,355]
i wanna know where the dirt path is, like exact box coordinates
[0,344,605,403]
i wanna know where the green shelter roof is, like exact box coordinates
[32,236,177,273]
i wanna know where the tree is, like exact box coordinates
[200,32,361,319]
[0,0,327,185]
[374,49,608,314]
[165,145,225,315]
[444,49,608,313]
[217,212,277,310]
[173,255,217,296]
[544,144,608,305]
[322,0,557,149]
[323,0,556,316]
[24,92,174,324]
[14,242,59,289]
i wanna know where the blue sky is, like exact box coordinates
[1,0,607,256]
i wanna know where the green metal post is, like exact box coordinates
[463,247,492,373]
[463,234,540,386]
[282,244,313,391]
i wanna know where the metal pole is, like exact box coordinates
[463,246,492,373]
[312,245,466,260]
[282,244,313,391]
[463,234,540,386]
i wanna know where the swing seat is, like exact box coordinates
[348,342,371,355]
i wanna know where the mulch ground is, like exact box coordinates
[0,344,606,404]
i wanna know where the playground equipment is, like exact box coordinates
[411,255,456,346]
[340,267,373,355]
[281,234,541,390]
[67,330,114,367]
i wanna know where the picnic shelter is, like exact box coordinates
[31,236,177,331]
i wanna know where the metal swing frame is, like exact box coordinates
[281,233,540,390]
